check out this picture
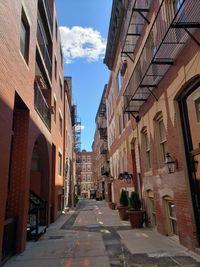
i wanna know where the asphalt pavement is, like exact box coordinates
[4,199,200,267]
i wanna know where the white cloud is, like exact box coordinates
[59,26,106,64]
[75,125,85,131]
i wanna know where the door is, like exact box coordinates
[179,80,200,244]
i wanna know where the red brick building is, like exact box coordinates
[0,0,74,264]
[103,0,200,252]
[77,150,94,198]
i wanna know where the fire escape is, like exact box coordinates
[96,88,110,178]
[123,0,200,117]
[71,104,81,197]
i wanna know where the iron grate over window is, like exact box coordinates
[123,0,200,114]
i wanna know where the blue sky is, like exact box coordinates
[55,0,112,151]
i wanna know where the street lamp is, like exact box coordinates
[165,152,177,173]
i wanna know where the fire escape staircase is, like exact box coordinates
[122,0,200,119]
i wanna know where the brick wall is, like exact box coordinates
[0,0,67,261]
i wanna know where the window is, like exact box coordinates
[146,190,156,227]
[58,152,62,175]
[20,8,30,63]
[82,156,86,163]
[87,156,91,162]
[141,127,151,171]
[117,70,122,92]
[53,98,56,123]
[54,57,57,80]
[155,113,167,166]
[87,174,91,181]
[82,165,86,171]
[59,79,62,100]
[82,175,86,181]
[164,197,178,235]
[59,113,62,135]
[173,0,183,11]
[87,165,91,171]
[158,119,167,164]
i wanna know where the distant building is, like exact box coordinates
[77,150,94,198]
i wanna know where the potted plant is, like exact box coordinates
[127,191,145,228]
[117,189,129,220]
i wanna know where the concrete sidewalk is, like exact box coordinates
[4,199,200,267]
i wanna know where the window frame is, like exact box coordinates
[154,113,167,167]
[164,197,178,235]
[141,127,151,171]
[59,112,63,135]
[53,97,56,123]
[20,8,30,64]
[58,152,62,176]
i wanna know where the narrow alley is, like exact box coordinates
[4,199,200,267]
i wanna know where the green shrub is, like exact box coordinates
[119,189,129,207]
[74,194,79,206]
[129,191,141,210]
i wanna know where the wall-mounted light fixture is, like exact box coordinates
[165,152,177,173]
[118,171,133,183]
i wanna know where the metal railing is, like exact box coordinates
[37,21,52,78]
[28,191,47,241]
[2,217,17,263]
[101,162,110,177]
[34,80,51,129]
[99,127,107,139]
[43,0,53,34]
[121,0,152,61]
[124,0,199,112]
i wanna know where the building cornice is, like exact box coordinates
[104,0,128,70]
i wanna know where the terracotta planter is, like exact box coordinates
[127,209,145,228]
[109,202,116,210]
[117,206,129,220]
[108,202,115,210]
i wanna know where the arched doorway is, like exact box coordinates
[28,134,50,240]
[178,76,200,245]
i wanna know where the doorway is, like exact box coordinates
[178,77,200,244]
